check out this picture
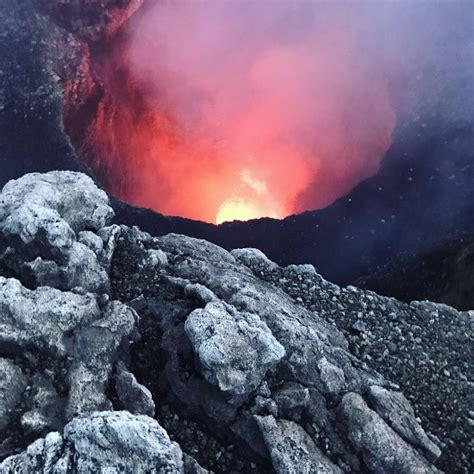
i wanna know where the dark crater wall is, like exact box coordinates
[1,0,473,310]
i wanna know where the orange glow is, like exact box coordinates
[216,199,278,224]
[75,3,398,224]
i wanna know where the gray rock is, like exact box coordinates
[339,392,438,473]
[0,172,113,293]
[141,248,168,268]
[256,415,342,473]
[137,232,441,471]
[352,320,368,333]
[0,411,185,473]
[0,276,99,356]
[78,230,104,255]
[0,275,141,439]
[272,382,310,420]
[367,385,441,462]
[0,171,114,233]
[115,362,155,417]
[0,359,27,432]
[20,374,64,436]
[0,173,447,472]
[231,248,278,272]
[97,224,122,270]
[184,283,218,304]
[184,301,285,395]
[318,357,346,394]
[25,241,109,293]
[66,301,138,418]
[183,453,210,474]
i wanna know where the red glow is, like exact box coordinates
[85,3,397,223]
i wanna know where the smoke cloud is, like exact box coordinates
[87,1,470,223]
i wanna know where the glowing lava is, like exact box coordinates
[216,199,269,224]
[77,2,401,223]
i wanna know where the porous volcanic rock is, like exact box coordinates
[0,171,113,292]
[1,172,468,472]
[0,411,184,473]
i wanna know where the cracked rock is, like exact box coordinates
[339,392,438,473]
[256,415,342,473]
[185,301,285,396]
[0,359,27,432]
[0,411,184,473]
[115,362,155,417]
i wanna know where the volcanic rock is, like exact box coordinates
[37,0,144,41]
[0,171,113,292]
[0,171,467,472]
[0,359,27,432]
[339,393,437,473]
[184,301,285,396]
[115,362,156,417]
[0,411,184,473]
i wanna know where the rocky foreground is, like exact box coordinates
[0,172,471,473]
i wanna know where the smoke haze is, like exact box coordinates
[88,0,472,223]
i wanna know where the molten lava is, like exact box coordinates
[80,2,401,223]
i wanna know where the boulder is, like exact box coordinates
[339,392,438,473]
[0,411,184,473]
[184,302,285,396]
[257,415,342,473]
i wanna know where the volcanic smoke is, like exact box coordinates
[85,2,421,223]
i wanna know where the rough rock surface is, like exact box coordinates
[1,172,470,472]
[0,171,113,292]
[185,302,285,396]
[257,416,342,473]
[0,360,27,432]
[251,259,473,473]
[0,411,184,473]
[37,0,144,41]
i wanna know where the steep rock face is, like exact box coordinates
[1,172,468,472]
[37,0,144,41]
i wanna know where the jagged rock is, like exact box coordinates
[256,415,342,473]
[272,382,310,420]
[66,301,137,418]
[0,411,185,473]
[115,362,155,417]
[0,276,99,356]
[24,241,109,293]
[231,248,278,272]
[0,171,113,292]
[318,357,346,394]
[0,172,113,234]
[20,374,64,436]
[184,301,285,396]
[140,248,168,268]
[98,224,122,270]
[0,274,140,449]
[37,0,145,41]
[183,453,210,474]
[184,283,218,305]
[108,227,443,472]
[77,230,104,255]
[0,359,27,432]
[0,172,447,472]
[367,385,441,462]
[339,392,438,473]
